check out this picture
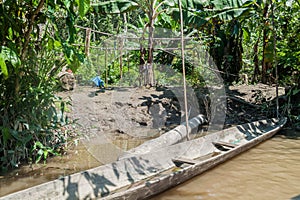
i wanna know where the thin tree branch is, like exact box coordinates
[21,0,45,60]
[154,1,165,15]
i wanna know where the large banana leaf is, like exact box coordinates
[167,0,210,28]
[170,0,255,26]
[91,0,139,14]
[179,0,210,10]
[91,0,255,30]
[207,0,255,21]
[78,0,90,17]
[170,8,208,28]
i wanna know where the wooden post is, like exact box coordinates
[119,37,123,80]
[105,43,108,86]
[85,28,91,56]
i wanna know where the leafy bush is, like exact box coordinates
[0,0,90,171]
[0,62,76,171]
[0,43,79,171]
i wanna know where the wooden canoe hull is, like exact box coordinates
[0,118,286,200]
[103,117,287,199]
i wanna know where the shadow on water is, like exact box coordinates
[277,128,300,140]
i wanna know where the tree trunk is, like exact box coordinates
[252,39,260,82]
[146,24,155,87]
[219,20,243,83]
[139,15,155,87]
[144,4,155,87]
[139,41,146,86]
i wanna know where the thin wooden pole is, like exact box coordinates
[179,0,190,140]
[124,13,130,73]
[97,54,100,76]
[271,0,279,118]
[105,43,108,85]
[119,38,123,80]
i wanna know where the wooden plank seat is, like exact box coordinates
[213,141,238,149]
[172,158,197,165]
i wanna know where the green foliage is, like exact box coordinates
[76,59,98,84]
[2,0,299,172]
[107,61,122,84]
[240,0,300,84]
[168,0,208,28]
[0,54,8,79]
[118,67,140,86]
[276,1,300,83]
[0,46,21,79]
[0,0,89,170]
[0,69,72,170]
[280,86,300,127]
[79,0,91,17]
[208,0,254,21]
[155,66,183,86]
[88,0,299,87]
[32,141,60,164]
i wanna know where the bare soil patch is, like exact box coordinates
[59,83,286,147]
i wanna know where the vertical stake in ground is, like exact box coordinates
[85,28,91,57]
[105,42,108,86]
[179,0,190,140]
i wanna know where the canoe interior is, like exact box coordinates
[104,117,287,199]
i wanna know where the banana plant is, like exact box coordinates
[91,0,222,84]
[165,0,259,83]
[92,0,269,84]
[93,0,172,86]
[193,0,256,82]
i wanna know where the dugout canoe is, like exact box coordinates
[0,117,286,200]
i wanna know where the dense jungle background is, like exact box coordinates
[0,0,299,171]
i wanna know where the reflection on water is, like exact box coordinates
[0,142,99,197]
[0,137,144,197]
[152,129,300,200]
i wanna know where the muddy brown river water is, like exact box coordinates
[0,129,299,199]
[152,130,300,200]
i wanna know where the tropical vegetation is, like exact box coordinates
[0,0,299,170]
